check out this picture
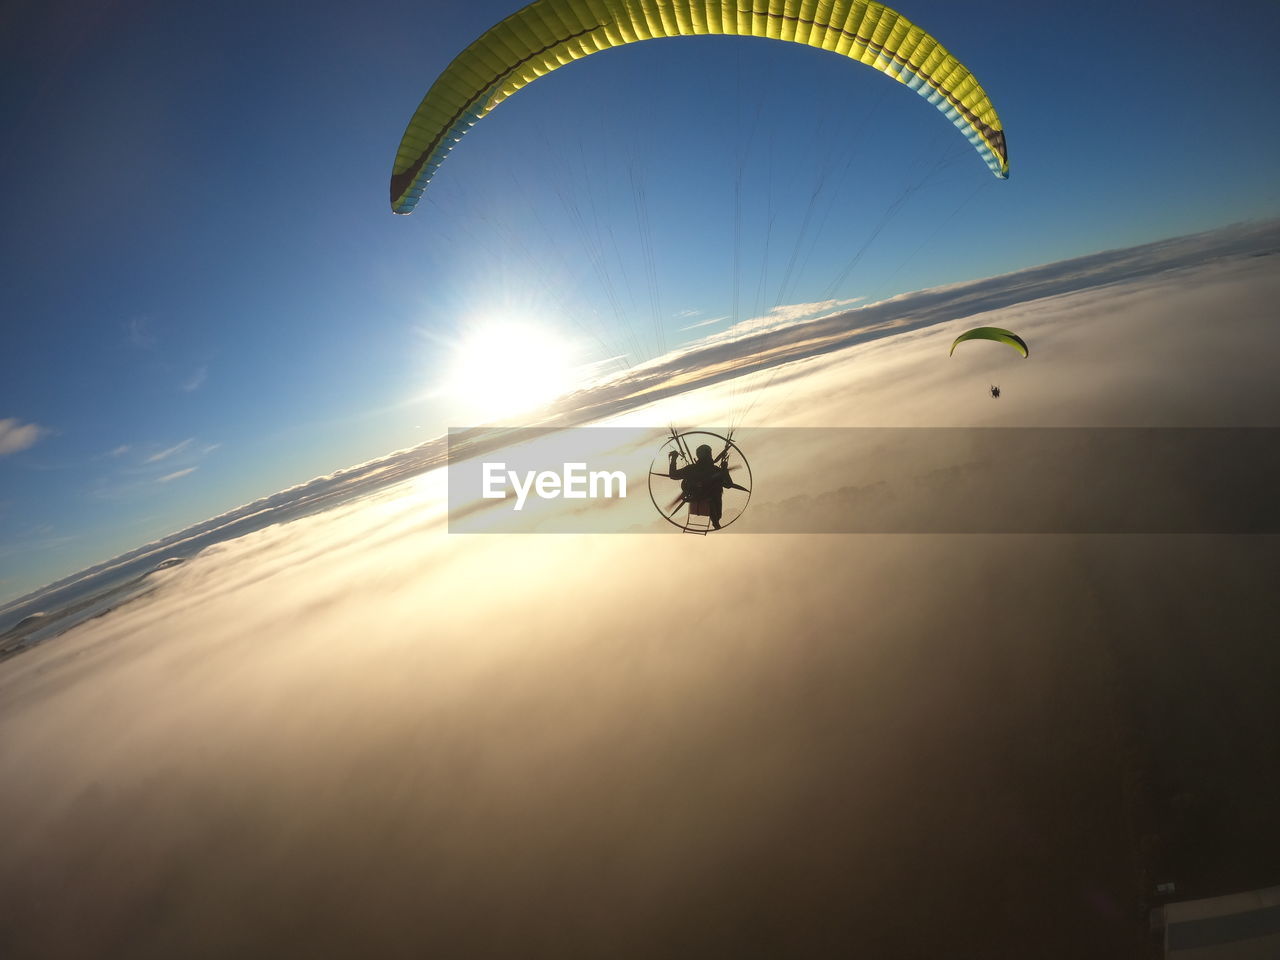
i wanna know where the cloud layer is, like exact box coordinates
[0,418,44,456]
[2,229,1279,955]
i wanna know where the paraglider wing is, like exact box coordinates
[949,326,1029,358]
[390,0,1009,214]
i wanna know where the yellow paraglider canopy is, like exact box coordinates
[390,0,1009,214]
[949,326,1029,358]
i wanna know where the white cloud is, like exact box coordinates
[182,367,208,392]
[678,298,863,350]
[753,298,863,326]
[145,438,194,463]
[127,316,157,350]
[156,467,196,484]
[0,419,44,456]
[678,315,729,331]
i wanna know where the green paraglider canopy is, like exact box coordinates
[949,326,1028,358]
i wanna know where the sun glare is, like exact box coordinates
[443,320,581,423]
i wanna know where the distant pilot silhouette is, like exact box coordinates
[668,443,742,529]
[990,384,1001,399]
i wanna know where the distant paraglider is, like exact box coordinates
[950,326,1029,359]
[949,326,1026,398]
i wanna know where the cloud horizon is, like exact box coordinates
[4,217,1277,612]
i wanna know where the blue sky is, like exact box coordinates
[3,0,1279,603]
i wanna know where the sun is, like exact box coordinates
[443,319,581,423]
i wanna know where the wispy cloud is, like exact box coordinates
[758,298,863,325]
[127,316,157,350]
[0,525,77,563]
[724,298,862,337]
[146,438,194,463]
[182,366,208,392]
[84,436,219,503]
[0,419,44,456]
[671,299,860,341]
[668,299,863,351]
[679,315,730,331]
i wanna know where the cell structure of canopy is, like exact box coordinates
[949,326,1029,359]
[390,0,1009,214]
